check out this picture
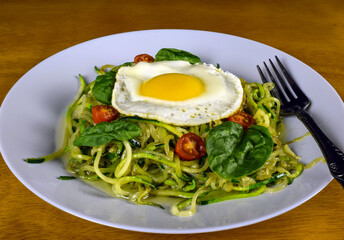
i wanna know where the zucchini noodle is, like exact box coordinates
[31,67,317,217]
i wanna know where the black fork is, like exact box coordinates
[257,56,344,188]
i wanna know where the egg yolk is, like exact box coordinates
[140,73,205,101]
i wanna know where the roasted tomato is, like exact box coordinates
[92,105,119,124]
[134,54,155,63]
[175,133,207,160]
[227,111,255,129]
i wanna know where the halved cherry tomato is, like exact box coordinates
[134,54,155,63]
[92,105,119,124]
[175,133,207,161]
[227,111,255,129]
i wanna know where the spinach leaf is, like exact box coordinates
[206,121,273,179]
[206,121,243,158]
[155,48,202,64]
[230,125,273,178]
[92,62,133,105]
[92,71,116,105]
[73,121,141,147]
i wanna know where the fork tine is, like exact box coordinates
[256,65,268,83]
[257,65,281,100]
[269,59,295,102]
[274,56,308,102]
[263,61,288,103]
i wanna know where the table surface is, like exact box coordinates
[1,0,344,239]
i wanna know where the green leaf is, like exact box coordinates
[91,62,133,105]
[206,122,273,179]
[206,121,243,158]
[92,71,116,105]
[155,48,202,64]
[73,121,142,147]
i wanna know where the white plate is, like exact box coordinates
[0,30,342,234]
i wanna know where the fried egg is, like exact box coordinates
[112,60,243,126]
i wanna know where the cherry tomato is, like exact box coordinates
[227,111,255,129]
[175,133,207,161]
[134,54,155,63]
[92,105,119,124]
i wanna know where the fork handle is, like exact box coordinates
[297,110,344,188]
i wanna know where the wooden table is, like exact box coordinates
[1,0,343,239]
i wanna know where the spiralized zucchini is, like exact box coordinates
[32,67,309,217]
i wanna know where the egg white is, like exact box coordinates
[112,60,243,126]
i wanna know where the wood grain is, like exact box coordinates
[1,0,344,239]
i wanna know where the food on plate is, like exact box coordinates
[26,48,305,217]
